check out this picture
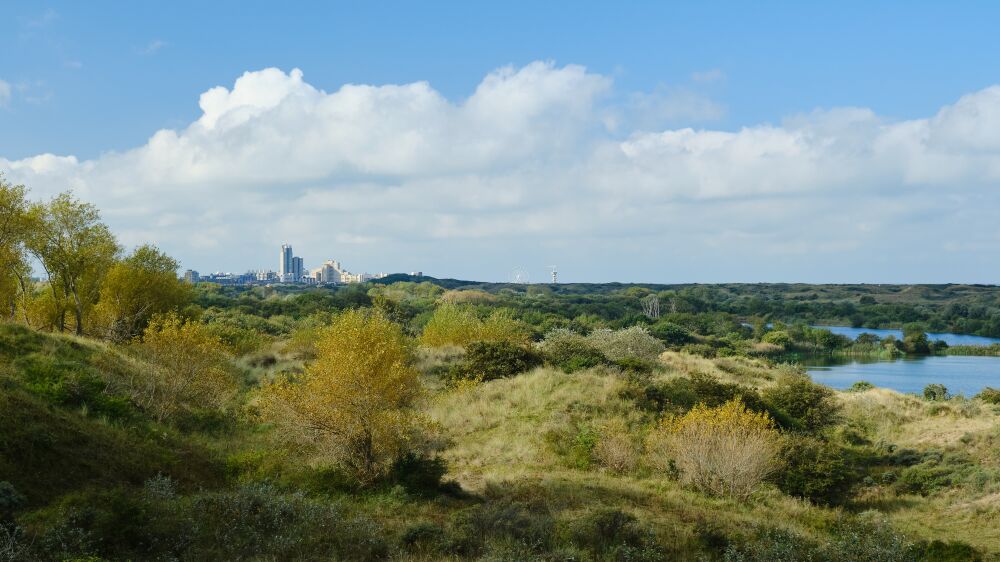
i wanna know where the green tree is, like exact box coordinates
[95,244,193,342]
[0,176,33,323]
[26,193,120,334]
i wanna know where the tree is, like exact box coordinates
[125,312,238,421]
[26,193,119,334]
[258,310,423,483]
[0,176,32,323]
[95,244,193,342]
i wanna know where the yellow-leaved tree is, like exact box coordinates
[647,399,779,499]
[258,309,423,484]
[124,312,238,421]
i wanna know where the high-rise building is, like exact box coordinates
[183,270,200,283]
[292,256,304,282]
[280,244,293,277]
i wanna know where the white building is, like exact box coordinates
[310,259,388,284]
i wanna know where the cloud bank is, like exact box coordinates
[3,62,1000,282]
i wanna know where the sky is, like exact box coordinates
[3,1,1000,283]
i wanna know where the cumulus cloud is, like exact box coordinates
[3,62,1000,282]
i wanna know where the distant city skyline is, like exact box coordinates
[4,2,1000,283]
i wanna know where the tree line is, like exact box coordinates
[0,175,191,341]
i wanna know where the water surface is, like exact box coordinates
[815,325,1000,347]
[804,355,1000,395]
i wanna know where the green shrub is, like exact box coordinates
[448,341,542,382]
[774,435,856,505]
[388,453,461,497]
[401,521,447,554]
[763,373,841,432]
[826,512,915,561]
[923,384,949,402]
[540,330,609,373]
[571,425,600,469]
[761,330,792,347]
[849,381,875,392]
[624,377,699,414]
[911,539,982,561]
[891,452,972,496]
[587,326,665,364]
[568,509,666,561]
[625,373,794,427]
[976,387,1000,404]
[184,483,388,560]
[448,498,554,556]
[723,525,822,561]
[649,321,694,345]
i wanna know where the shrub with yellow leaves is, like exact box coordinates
[257,309,423,484]
[420,304,529,348]
[124,312,238,422]
[648,399,779,499]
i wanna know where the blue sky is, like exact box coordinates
[3,2,1000,282]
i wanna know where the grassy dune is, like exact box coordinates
[3,321,999,560]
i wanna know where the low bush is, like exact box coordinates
[763,373,841,432]
[723,525,823,561]
[571,425,600,470]
[447,498,555,557]
[976,387,1000,404]
[649,321,694,345]
[587,326,665,363]
[849,381,875,392]
[540,329,609,373]
[569,509,665,561]
[387,453,461,497]
[911,539,983,561]
[650,399,779,499]
[447,341,542,383]
[923,384,950,402]
[761,330,792,348]
[626,373,796,427]
[401,521,448,554]
[774,435,857,505]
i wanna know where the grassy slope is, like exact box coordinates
[427,354,1000,557]
[5,320,1000,558]
[0,323,223,507]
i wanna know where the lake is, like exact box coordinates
[814,325,1000,347]
[802,326,1000,395]
[805,355,1000,396]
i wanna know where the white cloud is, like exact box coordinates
[0,80,10,107]
[3,62,1000,282]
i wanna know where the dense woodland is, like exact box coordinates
[4,176,1000,560]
